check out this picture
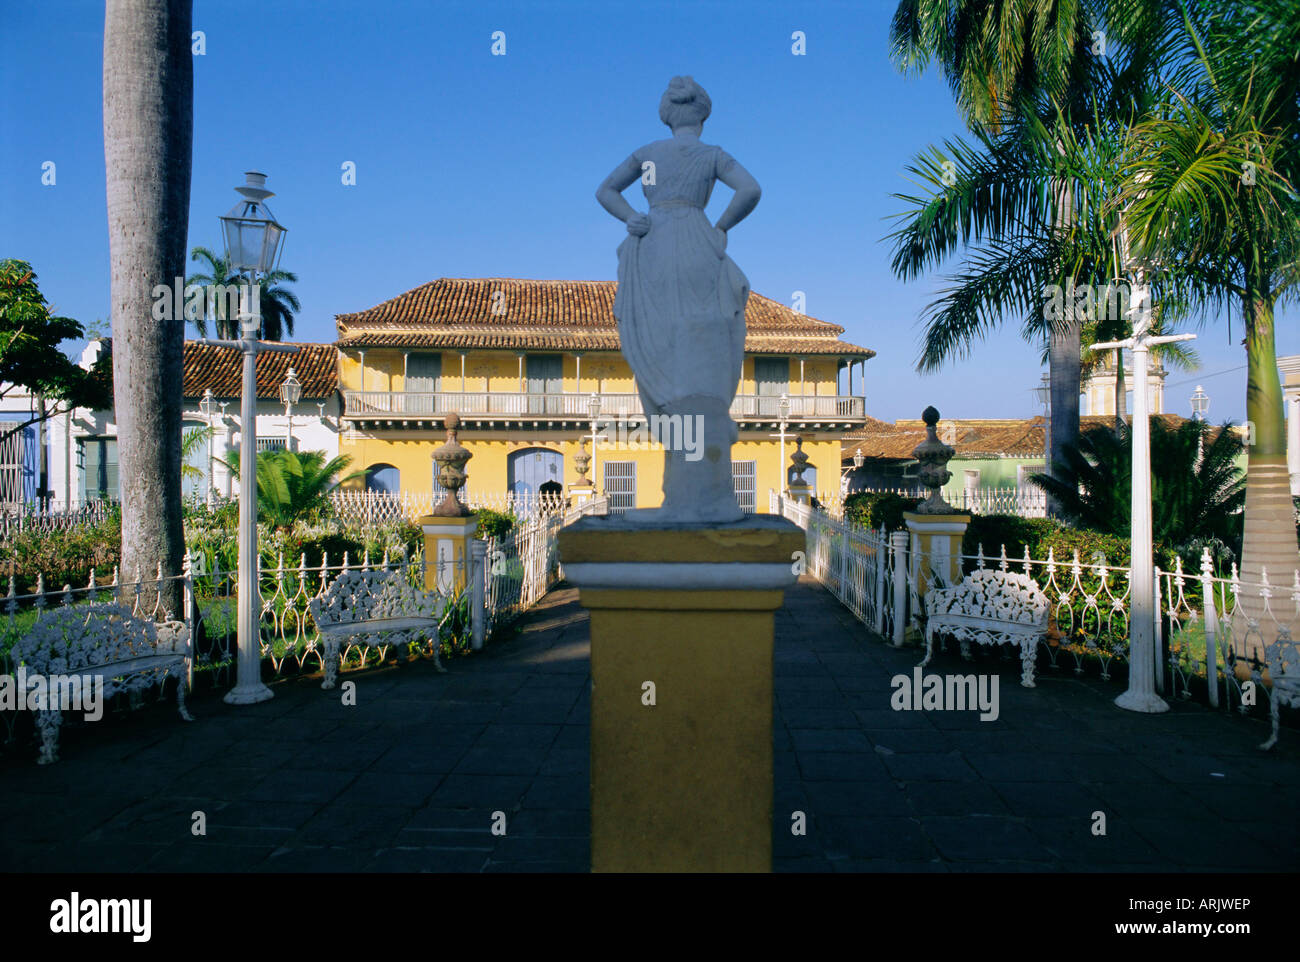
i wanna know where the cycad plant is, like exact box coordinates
[1031,418,1246,549]
[222,449,363,530]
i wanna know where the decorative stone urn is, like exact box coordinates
[910,406,956,514]
[789,436,810,486]
[572,437,592,487]
[787,436,812,504]
[431,413,473,517]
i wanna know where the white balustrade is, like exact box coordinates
[343,390,865,421]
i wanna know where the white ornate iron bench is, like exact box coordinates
[309,569,448,690]
[919,569,1050,688]
[9,602,193,765]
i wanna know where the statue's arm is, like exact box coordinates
[596,153,645,223]
[714,156,761,233]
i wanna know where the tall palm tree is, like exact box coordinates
[890,0,1095,508]
[103,0,192,612]
[1121,0,1300,598]
[888,0,1178,510]
[186,245,300,341]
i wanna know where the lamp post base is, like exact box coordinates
[223,682,275,705]
[1114,689,1169,713]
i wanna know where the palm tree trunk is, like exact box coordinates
[1236,286,1300,669]
[1047,174,1082,518]
[103,0,193,614]
[1048,324,1082,510]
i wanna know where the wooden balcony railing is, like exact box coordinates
[342,391,866,421]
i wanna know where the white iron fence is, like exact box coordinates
[480,496,607,634]
[773,490,1300,721]
[825,485,1048,519]
[0,499,118,537]
[328,489,571,526]
[1,495,608,749]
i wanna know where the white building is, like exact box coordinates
[1281,354,1300,497]
[2,340,341,512]
[1080,353,1167,416]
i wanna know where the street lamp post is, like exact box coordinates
[1091,278,1196,714]
[1034,373,1052,466]
[770,394,791,493]
[1190,385,1210,466]
[587,392,602,495]
[199,171,294,707]
[280,367,302,453]
[199,388,217,507]
[843,447,865,495]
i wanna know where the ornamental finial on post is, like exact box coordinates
[432,413,473,517]
[911,406,956,514]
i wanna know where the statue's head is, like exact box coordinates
[659,76,712,130]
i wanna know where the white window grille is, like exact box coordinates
[732,460,756,513]
[603,461,636,512]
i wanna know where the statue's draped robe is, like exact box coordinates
[612,139,750,419]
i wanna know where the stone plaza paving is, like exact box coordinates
[1,579,1297,873]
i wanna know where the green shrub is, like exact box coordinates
[961,513,1178,572]
[6,507,122,594]
[475,508,517,540]
[284,533,366,569]
[843,491,921,531]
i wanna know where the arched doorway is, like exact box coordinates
[508,447,562,499]
[366,463,400,493]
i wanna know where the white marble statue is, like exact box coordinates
[597,76,762,523]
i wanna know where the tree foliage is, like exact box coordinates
[0,259,112,441]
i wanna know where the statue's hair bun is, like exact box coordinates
[659,76,712,128]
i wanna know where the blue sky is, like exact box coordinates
[2,0,1294,423]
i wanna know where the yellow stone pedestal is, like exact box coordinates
[558,514,803,872]
[786,481,811,505]
[419,513,478,593]
[903,510,971,599]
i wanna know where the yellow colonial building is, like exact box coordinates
[335,277,873,511]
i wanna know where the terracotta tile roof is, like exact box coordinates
[843,413,1209,461]
[335,277,875,358]
[182,341,337,400]
[841,422,929,461]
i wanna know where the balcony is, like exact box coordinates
[342,391,866,425]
